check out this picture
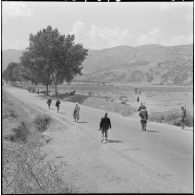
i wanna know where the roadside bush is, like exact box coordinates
[33,115,52,132]
[149,110,193,127]
[9,110,17,118]
[121,100,127,105]
[3,107,17,119]
[4,121,30,142]
[185,112,193,127]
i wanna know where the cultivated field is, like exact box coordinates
[43,82,193,127]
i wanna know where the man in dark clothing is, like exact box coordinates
[47,98,52,110]
[137,95,139,102]
[99,112,111,142]
[138,102,144,111]
[181,106,187,129]
[135,88,137,95]
[139,106,148,131]
[55,99,61,113]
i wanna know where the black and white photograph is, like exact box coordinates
[1,1,193,193]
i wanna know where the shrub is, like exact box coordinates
[121,100,127,105]
[33,115,52,132]
[4,121,30,142]
[149,110,193,127]
[185,112,194,127]
[9,110,17,118]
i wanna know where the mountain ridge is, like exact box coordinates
[2,44,193,86]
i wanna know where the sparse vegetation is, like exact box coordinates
[4,121,30,142]
[3,141,70,194]
[3,92,72,194]
[149,110,193,127]
[33,115,52,132]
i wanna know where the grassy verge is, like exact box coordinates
[149,110,193,127]
[2,91,72,194]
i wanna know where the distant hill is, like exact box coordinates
[2,49,24,70]
[2,44,193,86]
[78,44,193,86]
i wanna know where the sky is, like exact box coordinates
[2,2,193,50]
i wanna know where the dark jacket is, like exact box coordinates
[139,109,148,121]
[56,101,60,107]
[47,99,52,104]
[181,109,187,121]
[100,116,111,130]
[138,105,145,111]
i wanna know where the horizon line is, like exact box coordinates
[3,43,193,51]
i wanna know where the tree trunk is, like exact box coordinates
[46,85,49,95]
[55,84,58,98]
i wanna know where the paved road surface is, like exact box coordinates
[4,86,193,193]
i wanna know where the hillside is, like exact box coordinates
[79,44,193,86]
[2,44,193,85]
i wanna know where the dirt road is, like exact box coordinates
[4,86,193,193]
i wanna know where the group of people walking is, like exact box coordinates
[46,98,80,123]
[138,102,148,131]
[137,102,187,131]
[47,98,61,113]
[46,97,187,143]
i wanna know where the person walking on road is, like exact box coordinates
[139,106,148,131]
[181,106,187,129]
[55,99,61,113]
[137,95,140,102]
[73,103,80,123]
[99,112,111,142]
[138,102,145,111]
[47,98,52,110]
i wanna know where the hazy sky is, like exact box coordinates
[2,2,193,50]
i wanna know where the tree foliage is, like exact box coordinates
[20,25,88,96]
[3,62,20,83]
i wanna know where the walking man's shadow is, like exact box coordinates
[146,130,160,133]
[106,140,122,143]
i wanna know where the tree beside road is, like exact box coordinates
[20,25,88,97]
[4,25,88,97]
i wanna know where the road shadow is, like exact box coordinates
[51,92,70,99]
[58,112,66,114]
[146,130,160,133]
[39,90,52,95]
[106,139,122,143]
[183,128,193,131]
[77,121,88,123]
